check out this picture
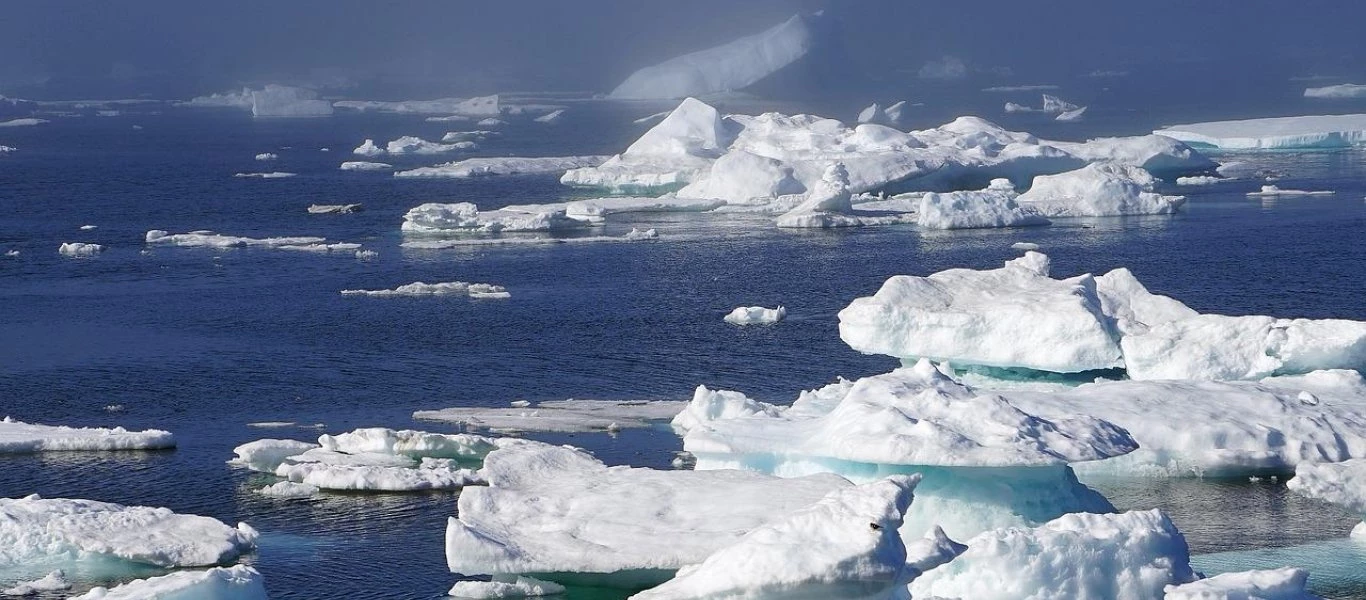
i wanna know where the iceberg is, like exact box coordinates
[253,152,276,161]
[630,476,918,600]
[396,156,607,179]
[385,135,475,155]
[1055,106,1087,122]
[401,202,588,234]
[232,172,295,178]
[839,252,1123,373]
[3,570,71,595]
[1164,568,1318,600]
[333,94,500,116]
[249,84,332,118]
[445,444,851,584]
[1176,175,1221,185]
[415,399,688,434]
[145,230,340,251]
[0,417,173,453]
[1154,114,1366,149]
[181,88,252,109]
[340,281,509,299]
[564,98,729,192]
[448,576,565,599]
[909,510,1197,600]
[563,196,726,223]
[609,14,823,100]
[58,242,103,257]
[1246,185,1334,197]
[1014,163,1186,217]
[1049,135,1217,175]
[671,386,784,435]
[533,109,564,124]
[682,359,1132,539]
[1304,84,1366,99]
[0,495,257,569]
[856,101,906,126]
[723,305,786,325]
[916,178,1048,230]
[307,203,362,213]
[0,118,47,128]
[352,139,384,157]
[69,565,266,600]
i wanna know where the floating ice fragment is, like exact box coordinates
[1015,163,1185,217]
[0,118,47,127]
[1164,568,1318,600]
[69,565,266,600]
[1176,175,1221,185]
[0,418,173,453]
[416,399,687,434]
[397,156,607,179]
[1155,114,1366,150]
[723,305,786,325]
[533,109,564,124]
[2,570,71,595]
[352,139,383,157]
[254,152,277,161]
[232,171,295,178]
[58,242,103,257]
[306,203,362,214]
[1304,84,1366,99]
[340,281,509,299]
[339,160,391,171]
[1246,185,1334,197]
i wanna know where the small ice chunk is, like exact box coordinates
[916,178,1047,230]
[477,118,507,127]
[402,202,587,234]
[1055,106,1088,122]
[307,203,362,214]
[58,242,103,257]
[671,385,783,434]
[68,565,266,600]
[339,161,392,171]
[1305,84,1366,99]
[447,575,565,599]
[723,305,786,325]
[257,481,319,499]
[1246,185,1335,197]
[385,135,475,155]
[533,109,564,124]
[1176,175,1221,185]
[1011,242,1040,251]
[1287,459,1366,515]
[341,281,509,299]
[233,171,296,178]
[355,249,378,260]
[79,224,97,230]
[254,152,277,161]
[229,438,319,473]
[353,139,384,157]
[2,570,71,595]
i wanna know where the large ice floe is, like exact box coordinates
[415,399,688,434]
[1164,568,1318,600]
[563,97,1212,217]
[680,358,1132,539]
[1013,162,1186,218]
[0,495,257,571]
[69,565,266,600]
[145,230,358,253]
[396,156,607,179]
[230,428,515,492]
[839,252,1366,380]
[915,178,1047,230]
[401,203,588,235]
[608,13,828,100]
[909,510,1198,599]
[445,443,854,586]
[0,417,174,453]
[1304,84,1366,99]
[1154,114,1366,149]
[340,281,509,299]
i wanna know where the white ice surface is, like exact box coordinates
[1287,459,1366,515]
[416,399,688,434]
[1015,163,1186,217]
[70,565,266,600]
[448,575,565,599]
[2,570,71,595]
[0,119,47,128]
[307,203,362,214]
[0,417,174,453]
[534,110,564,124]
[1155,114,1366,149]
[723,305,786,325]
[446,444,851,579]
[340,281,509,299]
[232,172,295,179]
[916,178,1047,230]
[339,161,391,171]
[145,230,341,251]
[1120,314,1366,380]
[401,203,588,234]
[253,153,276,161]
[1246,185,1334,197]
[334,95,500,116]
[1164,568,1317,600]
[0,495,258,568]
[58,243,103,257]
[250,85,333,118]
[910,510,1196,600]
[1305,84,1366,99]
[397,156,607,179]
[385,136,475,155]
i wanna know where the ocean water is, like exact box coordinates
[2,99,1366,598]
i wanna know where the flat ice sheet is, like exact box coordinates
[415,399,688,433]
[0,417,174,453]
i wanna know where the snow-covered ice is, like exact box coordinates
[58,243,103,257]
[448,576,565,599]
[233,172,296,179]
[609,14,820,100]
[630,476,918,600]
[1120,314,1366,380]
[0,417,174,453]
[1176,175,1222,185]
[909,510,1197,600]
[334,95,500,116]
[0,495,258,568]
[1154,114,1366,149]
[916,178,1047,230]
[2,570,70,595]
[445,444,851,582]
[415,399,688,434]
[69,565,266,600]
[1246,185,1335,197]
[1014,163,1186,217]
[401,202,588,234]
[250,85,333,118]
[253,152,276,161]
[396,156,607,179]
[1287,459,1366,517]
[339,161,391,171]
[1164,568,1318,600]
[340,281,509,299]
[1304,84,1366,99]
[856,101,906,126]
[723,306,786,325]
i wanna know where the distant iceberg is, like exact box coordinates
[339,161,391,171]
[609,13,836,100]
[0,417,174,453]
[340,281,509,299]
[1154,114,1366,149]
[1304,84,1366,99]
[57,242,103,257]
[334,94,500,116]
[415,399,688,434]
[395,156,607,179]
[249,85,332,117]
[723,305,786,325]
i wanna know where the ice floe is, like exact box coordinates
[396,156,607,179]
[1163,568,1317,600]
[146,230,336,250]
[69,565,266,600]
[1246,185,1335,197]
[445,444,851,583]
[0,118,47,128]
[447,575,565,599]
[533,109,564,124]
[249,85,333,118]
[1288,459,1366,529]
[609,14,821,100]
[253,152,276,161]
[385,135,475,155]
[402,202,587,234]
[334,95,500,116]
[2,570,71,595]
[353,139,384,157]
[1055,106,1088,122]
[1304,84,1366,99]
[339,161,391,171]
[477,118,507,127]
[723,306,786,325]
[0,417,173,453]
[415,399,688,434]
[1014,163,1186,217]
[909,510,1197,599]
[233,171,296,179]
[916,178,1046,230]
[340,281,509,299]
[630,476,919,600]
[0,495,258,568]
[400,229,658,249]
[306,203,362,214]
[1176,175,1222,185]
[1154,114,1366,149]
[58,242,103,257]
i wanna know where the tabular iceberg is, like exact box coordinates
[1154,114,1366,149]
[446,444,851,585]
[0,417,174,453]
[249,84,333,118]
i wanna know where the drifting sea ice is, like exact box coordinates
[385,135,475,155]
[1246,185,1335,197]
[232,172,296,179]
[447,575,565,599]
[445,444,851,584]
[69,565,266,600]
[916,178,1047,230]
[396,156,608,179]
[145,230,345,251]
[352,139,384,157]
[253,152,276,161]
[1055,106,1087,122]
[249,84,332,118]
[1287,459,1366,535]
[1154,114,1366,149]
[0,118,47,127]
[339,160,391,171]
[723,306,786,325]
[681,359,1131,539]
[533,109,564,123]
[401,202,588,234]
[0,495,258,569]
[564,98,727,192]
[909,510,1197,600]
[340,281,510,299]
[1163,568,1318,600]
[333,95,500,116]
[629,476,919,600]
[0,417,174,453]
[58,242,103,257]
[306,203,362,214]
[1014,163,1186,217]
[1304,84,1366,99]
[414,399,689,434]
[1176,175,1222,185]
[563,196,726,223]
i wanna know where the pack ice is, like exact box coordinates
[839,252,1366,379]
[0,417,174,453]
[401,203,588,235]
[1154,114,1366,149]
[0,495,257,569]
[395,156,607,179]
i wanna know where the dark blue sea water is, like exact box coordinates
[2,97,1366,598]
